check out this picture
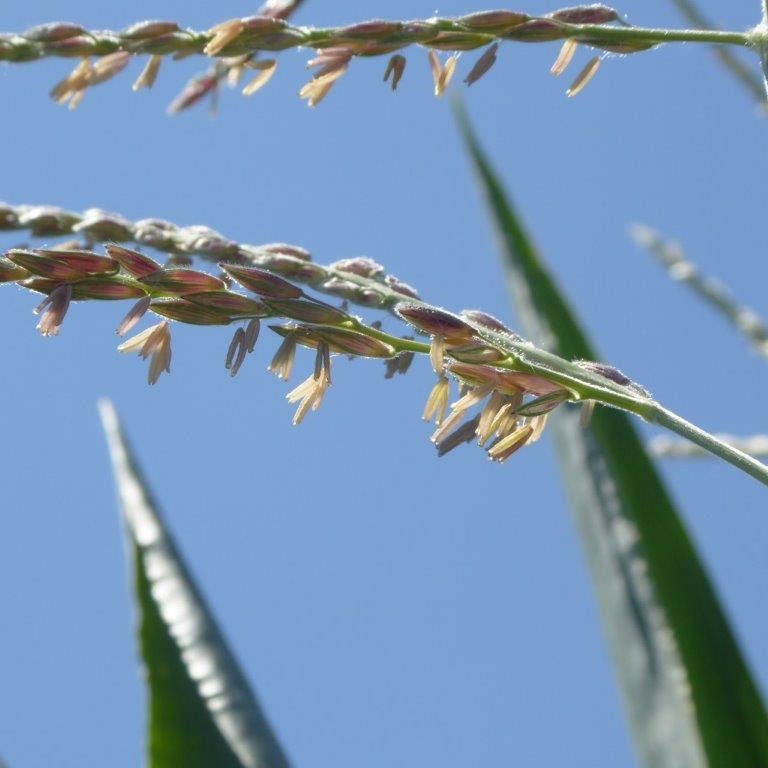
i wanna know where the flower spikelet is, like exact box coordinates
[133,55,162,91]
[299,67,347,107]
[423,375,451,425]
[242,59,277,95]
[116,296,151,337]
[383,54,406,90]
[428,51,457,97]
[268,332,297,380]
[204,19,245,56]
[435,414,482,457]
[487,424,534,462]
[567,56,601,97]
[118,321,172,385]
[430,335,446,375]
[225,319,260,377]
[464,43,498,86]
[550,40,577,76]
[34,284,72,337]
[286,342,332,425]
[51,52,130,109]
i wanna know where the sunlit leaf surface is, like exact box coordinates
[457,102,768,768]
[100,400,291,768]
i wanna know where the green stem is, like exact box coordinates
[569,24,751,47]
[650,405,768,486]
[358,322,430,354]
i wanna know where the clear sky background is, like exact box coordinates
[2,1,767,766]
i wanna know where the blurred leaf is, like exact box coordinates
[632,224,768,360]
[456,103,768,768]
[665,0,766,105]
[99,400,291,768]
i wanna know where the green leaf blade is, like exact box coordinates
[99,399,291,768]
[456,103,768,768]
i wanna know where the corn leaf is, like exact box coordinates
[99,400,291,768]
[456,102,768,768]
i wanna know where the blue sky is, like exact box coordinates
[2,1,768,766]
